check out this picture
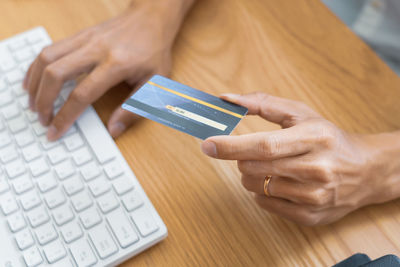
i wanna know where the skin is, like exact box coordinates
[24,0,400,225]
[23,0,197,140]
[201,93,400,225]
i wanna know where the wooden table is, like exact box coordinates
[2,0,400,266]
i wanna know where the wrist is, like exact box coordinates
[127,0,196,46]
[359,131,400,205]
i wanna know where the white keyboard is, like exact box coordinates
[0,27,167,267]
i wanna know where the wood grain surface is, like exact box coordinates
[1,0,400,266]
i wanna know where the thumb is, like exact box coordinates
[107,107,140,138]
[220,92,320,128]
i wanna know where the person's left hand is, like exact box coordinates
[201,92,387,225]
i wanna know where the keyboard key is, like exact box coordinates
[25,109,38,122]
[104,160,124,180]
[26,34,42,44]
[13,47,33,62]
[0,131,12,148]
[29,157,49,177]
[72,146,92,166]
[122,191,143,212]
[0,144,19,163]
[15,228,35,250]
[63,174,84,196]
[0,91,13,106]
[0,56,16,72]
[47,145,67,164]
[36,172,58,193]
[6,69,24,84]
[43,240,67,264]
[20,190,41,210]
[11,83,26,97]
[54,160,75,180]
[0,173,10,193]
[63,132,84,151]
[81,161,101,181]
[70,239,97,266]
[14,129,35,147]
[113,175,134,195]
[71,191,93,212]
[0,192,19,215]
[18,94,29,109]
[35,223,58,245]
[44,187,66,209]
[107,209,139,248]
[22,143,42,162]
[8,38,26,51]
[80,207,102,229]
[8,115,27,133]
[61,221,83,243]
[131,207,159,237]
[27,205,49,227]
[77,115,115,164]
[38,135,59,150]
[5,159,26,179]
[23,247,43,267]
[52,204,74,226]
[32,42,46,55]
[97,191,119,213]
[0,78,6,91]
[12,173,33,194]
[88,175,110,197]
[7,212,27,232]
[89,224,118,259]
[2,102,20,119]
[32,121,47,136]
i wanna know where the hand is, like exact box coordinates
[24,0,193,140]
[201,92,398,225]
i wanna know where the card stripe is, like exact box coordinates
[147,81,244,119]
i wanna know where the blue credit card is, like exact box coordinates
[122,75,248,140]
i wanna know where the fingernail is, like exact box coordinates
[201,140,217,157]
[109,122,126,138]
[221,93,240,102]
[47,125,58,141]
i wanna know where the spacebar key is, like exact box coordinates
[76,107,115,164]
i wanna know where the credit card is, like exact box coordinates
[122,75,248,140]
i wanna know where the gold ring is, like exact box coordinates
[264,175,272,197]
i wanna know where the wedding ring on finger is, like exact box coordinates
[264,175,272,197]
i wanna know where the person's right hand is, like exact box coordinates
[23,0,192,140]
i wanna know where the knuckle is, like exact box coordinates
[43,64,62,80]
[316,121,338,148]
[298,211,321,226]
[257,137,278,159]
[307,189,329,206]
[38,46,54,64]
[69,90,92,105]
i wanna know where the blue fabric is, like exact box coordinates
[334,254,400,267]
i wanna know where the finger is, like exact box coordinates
[237,158,305,178]
[26,31,90,110]
[35,47,97,126]
[47,63,122,141]
[220,92,320,128]
[201,127,312,160]
[107,78,150,138]
[254,195,320,226]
